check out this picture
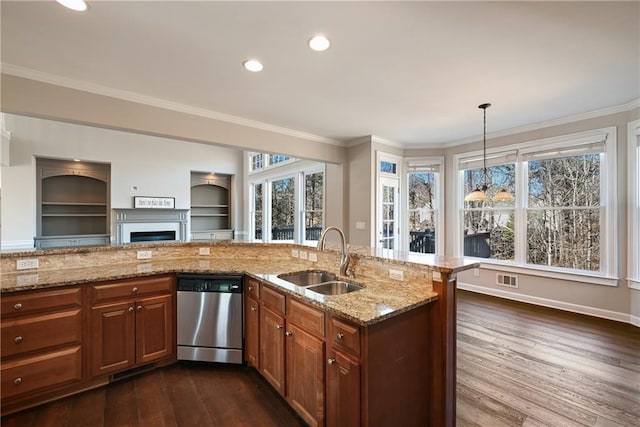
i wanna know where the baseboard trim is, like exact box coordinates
[457,282,633,324]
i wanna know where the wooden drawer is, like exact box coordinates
[1,309,82,358]
[1,287,81,318]
[261,285,285,315]
[1,345,82,400]
[245,277,260,300]
[288,298,325,338]
[330,317,361,357]
[92,275,174,303]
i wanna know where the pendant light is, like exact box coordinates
[464,103,514,203]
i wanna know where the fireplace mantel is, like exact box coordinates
[113,208,189,244]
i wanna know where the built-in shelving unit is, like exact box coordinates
[35,158,111,249]
[190,172,233,241]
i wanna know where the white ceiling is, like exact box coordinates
[1,1,638,147]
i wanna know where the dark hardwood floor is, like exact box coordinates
[3,290,639,426]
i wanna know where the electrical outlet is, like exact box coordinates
[17,259,39,270]
[137,250,152,260]
[308,252,318,262]
[473,268,480,277]
[355,221,366,230]
[199,247,210,255]
[291,249,299,258]
[299,250,308,260]
[137,263,152,273]
[389,269,404,280]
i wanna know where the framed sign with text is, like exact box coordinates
[133,196,175,209]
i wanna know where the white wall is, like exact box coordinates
[1,114,243,248]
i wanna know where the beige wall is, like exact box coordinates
[347,140,373,246]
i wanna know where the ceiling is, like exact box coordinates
[1,1,638,147]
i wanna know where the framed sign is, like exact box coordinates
[134,196,175,209]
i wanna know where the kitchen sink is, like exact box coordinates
[305,281,363,295]
[277,270,337,286]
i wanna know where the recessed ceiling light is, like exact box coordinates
[308,35,330,52]
[243,59,263,72]
[56,0,88,12]
[73,158,81,162]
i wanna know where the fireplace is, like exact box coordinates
[113,209,189,244]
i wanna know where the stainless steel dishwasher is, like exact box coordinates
[176,274,243,364]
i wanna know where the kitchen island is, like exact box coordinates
[1,242,477,426]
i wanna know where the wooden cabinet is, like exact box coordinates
[190,172,233,241]
[326,350,361,427]
[259,305,286,394]
[90,276,175,378]
[34,158,111,249]
[0,287,84,402]
[245,279,260,367]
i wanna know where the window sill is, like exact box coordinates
[466,258,619,287]
[628,278,640,290]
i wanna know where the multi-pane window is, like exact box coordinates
[457,128,615,277]
[251,154,263,172]
[407,161,441,254]
[271,177,295,241]
[303,172,323,242]
[526,152,601,271]
[269,154,291,166]
[628,120,640,286]
[380,160,397,174]
[461,154,516,260]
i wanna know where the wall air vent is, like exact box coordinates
[496,273,518,288]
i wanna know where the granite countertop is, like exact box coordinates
[1,257,439,326]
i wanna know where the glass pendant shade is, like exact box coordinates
[464,188,488,202]
[493,189,515,202]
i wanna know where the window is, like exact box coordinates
[248,153,295,174]
[407,159,443,254]
[269,154,291,166]
[250,153,263,172]
[380,160,397,174]
[456,127,616,279]
[271,177,295,241]
[303,172,323,242]
[252,183,263,240]
[461,153,516,260]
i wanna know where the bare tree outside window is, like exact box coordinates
[304,172,323,241]
[253,183,263,240]
[408,171,436,253]
[462,164,516,260]
[527,154,600,271]
[271,177,295,241]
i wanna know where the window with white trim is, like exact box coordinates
[456,127,616,278]
[248,152,295,173]
[406,158,444,255]
[302,171,324,242]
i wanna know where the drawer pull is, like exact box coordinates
[14,336,23,344]
[285,331,293,337]
[14,303,23,310]
[327,358,336,365]
[248,286,254,291]
[251,307,258,312]
[137,305,143,311]
[14,378,22,385]
[336,333,344,340]
[128,307,134,313]
[275,324,283,330]
[132,287,138,293]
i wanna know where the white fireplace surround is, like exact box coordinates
[113,209,189,244]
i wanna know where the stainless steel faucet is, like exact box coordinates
[317,226,350,276]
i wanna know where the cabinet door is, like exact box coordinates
[245,296,259,367]
[259,307,285,395]
[327,350,361,427]
[136,294,174,364]
[286,324,325,427]
[90,301,135,377]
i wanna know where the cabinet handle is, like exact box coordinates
[14,336,23,344]
[251,307,258,312]
[14,303,23,310]
[132,287,138,293]
[285,331,293,337]
[128,307,134,313]
[137,305,143,311]
[248,286,253,291]
[336,333,344,340]
[275,324,283,330]
[327,358,336,365]
[14,378,22,385]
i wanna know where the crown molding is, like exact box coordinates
[435,98,640,149]
[0,63,344,147]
